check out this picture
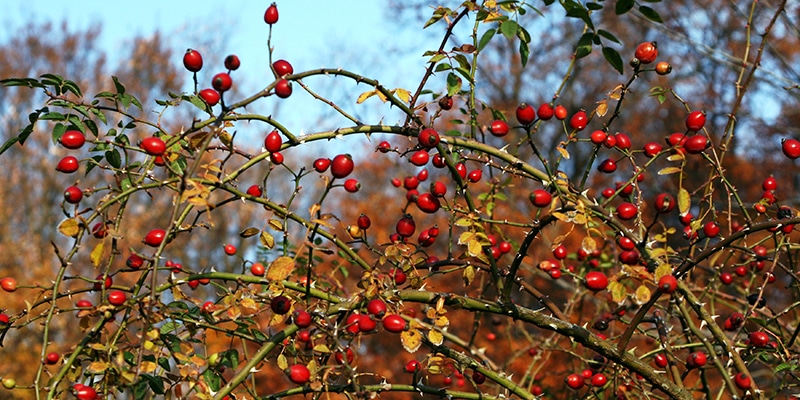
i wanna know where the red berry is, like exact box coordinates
[264,130,283,153]
[472,370,486,384]
[212,72,232,92]
[271,295,292,315]
[416,193,440,214]
[438,95,454,110]
[468,169,482,182]
[56,156,79,173]
[687,351,707,368]
[634,41,658,64]
[264,3,279,25]
[330,154,354,178]
[782,138,800,159]
[367,298,387,317]
[405,360,420,373]
[489,120,509,137]
[410,150,429,166]
[343,178,360,193]
[516,103,536,125]
[183,49,203,72]
[590,130,607,144]
[273,59,294,77]
[684,135,708,154]
[74,384,98,400]
[617,236,635,251]
[92,274,111,291]
[614,132,632,150]
[538,103,554,120]
[734,372,751,390]
[390,268,406,285]
[643,142,663,157]
[418,128,440,148]
[357,213,371,230]
[529,189,552,208]
[91,221,109,238]
[64,186,83,204]
[552,245,567,260]
[250,262,266,276]
[584,271,608,291]
[198,88,220,106]
[313,157,331,172]
[141,137,166,156]
[275,79,292,98]
[569,110,588,131]
[376,141,392,153]
[554,105,568,120]
[382,314,407,333]
[144,229,166,247]
[358,314,377,332]
[565,373,585,389]
[685,111,706,131]
[590,373,607,387]
[417,168,429,181]
[286,364,310,384]
[431,181,447,197]
[0,277,16,293]
[616,202,638,220]
[658,274,678,293]
[654,353,668,368]
[335,348,355,365]
[126,254,144,270]
[224,244,236,255]
[656,61,672,75]
[597,158,617,173]
[762,176,778,191]
[749,331,769,348]
[59,130,86,149]
[224,54,240,71]
[703,221,720,238]
[654,193,675,213]
[395,214,416,237]
[246,184,263,197]
[107,290,126,306]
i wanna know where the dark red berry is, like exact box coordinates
[224,54,240,71]
[212,72,232,92]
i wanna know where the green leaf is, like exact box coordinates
[587,2,603,10]
[477,28,496,52]
[39,112,66,121]
[141,374,165,395]
[184,94,207,111]
[519,40,530,67]
[51,123,67,145]
[616,0,635,14]
[597,29,620,44]
[446,72,462,96]
[603,47,624,74]
[105,149,121,169]
[112,76,126,95]
[63,79,83,97]
[499,20,518,41]
[0,77,44,89]
[575,33,594,59]
[639,6,663,23]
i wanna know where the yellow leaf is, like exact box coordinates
[376,90,388,102]
[401,329,422,353]
[467,239,483,257]
[463,265,475,286]
[240,227,260,237]
[87,361,109,374]
[658,167,681,176]
[260,231,275,249]
[581,237,596,253]
[667,153,684,162]
[678,187,691,216]
[313,344,331,353]
[269,311,288,326]
[139,361,157,374]
[551,212,570,223]
[277,353,288,370]
[595,99,608,117]
[269,218,284,231]
[394,88,411,103]
[58,218,80,237]
[239,298,258,315]
[556,147,570,159]
[90,242,104,267]
[434,315,449,328]
[609,281,626,304]
[356,90,377,104]
[226,305,241,321]
[267,256,295,281]
[634,285,651,305]
[428,329,444,346]
[458,231,475,245]
[654,263,673,281]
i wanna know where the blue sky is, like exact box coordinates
[4,1,432,132]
